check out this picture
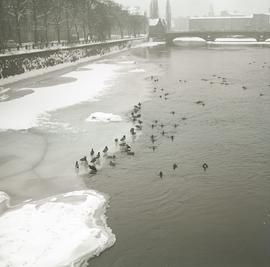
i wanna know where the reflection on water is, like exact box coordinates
[87,44,270,267]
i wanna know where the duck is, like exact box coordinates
[202,163,208,171]
[80,156,87,162]
[120,135,126,142]
[173,163,178,170]
[89,165,97,173]
[159,171,163,178]
[109,160,116,167]
[103,146,108,154]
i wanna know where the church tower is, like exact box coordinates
[166,0,172,30]
[150,0,159,19]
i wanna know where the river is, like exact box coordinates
[0,41,270,267]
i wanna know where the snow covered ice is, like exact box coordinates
[0,190,115,267]
[86,112,122,122]
[0,63,120,130]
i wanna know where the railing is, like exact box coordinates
[0,35,146,55]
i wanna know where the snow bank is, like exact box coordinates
[129,68,146,73]
[134,41,165,48]
[86,112,122,122]
[0,190,115,267]
[0,63,120,130]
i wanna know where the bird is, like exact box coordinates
[173,163,178,170]
[130,128,136,135]
[159,171,163,178]
[109,161,116,167]
[202,163,208,171]
[103,146,108,153]
[170,135,174,141]
[89,165,97,173]
[115,138,118,143]
[120,135,126,142]
[127,151,135,156]
[242,86,247,90]
[80,156,87,162]
[135,125,142,130]
[90,149,95,157]
[107,155,116,160]
[96,152,100,158]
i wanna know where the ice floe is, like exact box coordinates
[86,112,122,122]
[0,190,115,267]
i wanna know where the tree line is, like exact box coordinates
[0,0,148,48]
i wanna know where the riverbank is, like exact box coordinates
[0,37,146,85]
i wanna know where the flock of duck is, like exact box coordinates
[75,74,211,179]
[75,58,269,178]
[150,75,209,178]
[75,102,143,176]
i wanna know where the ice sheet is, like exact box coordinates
[0,64,120,130]
[0,190,115,267]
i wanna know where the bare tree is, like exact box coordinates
[8,0,29,45]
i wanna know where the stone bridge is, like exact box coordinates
[164,31,270,45]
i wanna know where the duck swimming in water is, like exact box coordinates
[120,135,126,142]
[89,165,97,174]
[109,160,116,167]
[203,163,208,171]
[80,156,87,162]
[173,163,178,170]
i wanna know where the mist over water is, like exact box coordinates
[86,43,270,267]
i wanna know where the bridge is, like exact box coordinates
[164,31,270,45]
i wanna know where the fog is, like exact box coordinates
[116,0,270,17]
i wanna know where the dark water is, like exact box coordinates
[87,44,270,267]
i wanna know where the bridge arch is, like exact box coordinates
[165,31,270,45]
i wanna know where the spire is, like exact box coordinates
[208,3,214,17]
[150,0,159,19]
[166,0,172,30]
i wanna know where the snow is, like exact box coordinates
[174,37,206,42]
[0,63,121,130]
[86,112,122,122]
[0,190,115,267]
[190,15,253,19]
[134,41,165,48]
[129,68,146,73]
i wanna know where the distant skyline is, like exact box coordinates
[115,0,270,17]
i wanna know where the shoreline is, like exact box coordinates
[0,38,146,87]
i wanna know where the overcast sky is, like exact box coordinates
[115,0,270,17]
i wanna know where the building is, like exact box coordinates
[189,13,270,32]
[172,17,189,31]
[166,0,172,31]
[149,0,159,19]
[148,18,167,39]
